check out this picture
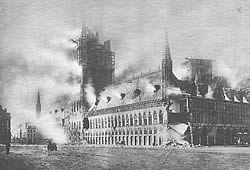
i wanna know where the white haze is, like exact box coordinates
[85,82,96,107]
[0,0,82,142]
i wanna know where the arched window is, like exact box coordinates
[89,120,92,129]
[122,115,125,127]
[130,114,133,126]
[126,114,129,126]
[134,113,138,126]
[148,112,152,125]
[143,112,147,125]
[98,118,101,128]
[104,117,107,128]
[114,116,117,127]
[118,115,121,127]
[108,117,110,128]
[139,113,142,125]
[111,117,114,127]
[153,111,158,124]
[101,118,104,128]
[159,110,163,124]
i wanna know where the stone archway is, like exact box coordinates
[216,127,224,145]
[201,126,208,146]
[232,128,237,145]
[243,129,249,144]
[225,128,232,145]
[207,127,216,146]
[193,126,201,145]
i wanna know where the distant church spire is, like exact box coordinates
[36,91,41,118]
[165,31,171,61]
[162,30,176,99]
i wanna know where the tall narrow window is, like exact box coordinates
[153,111,158,124]
[143,112,147,125]
[104,117,107,128]
[159,110,163,124]
[134,113,138,126]
[139,113,142,125]
[114,116,117,127]
[108,117,110,128]
[111,117,114,127]
[130,114,133,126]
[101,118,104,128]
[148,112,152,125]
[118,115,121,127]
[90,120,92,129]
[126,114,129,126]
[122,115,125,127]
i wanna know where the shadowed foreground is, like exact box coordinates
[1,145,250,170]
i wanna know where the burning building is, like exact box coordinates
[66,28,250,146]
[77,25,115,110]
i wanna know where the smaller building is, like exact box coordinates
[26,124,37,144]
[0,105,11,144]
[13,122,47,145]
[62,100,85,144]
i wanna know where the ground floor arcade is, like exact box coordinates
[189,124,249,146]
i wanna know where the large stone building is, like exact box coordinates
[65,29,250,146]
[0,105,11,145]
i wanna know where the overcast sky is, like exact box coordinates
[1,0,250,126]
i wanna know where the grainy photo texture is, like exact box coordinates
[0,0,250,169]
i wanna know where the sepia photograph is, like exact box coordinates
[1,0,250,169]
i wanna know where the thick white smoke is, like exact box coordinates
[205,85,213,99]
[0,1,82,139]
[85,82,96,107]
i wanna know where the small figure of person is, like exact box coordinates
[5,142,10,154]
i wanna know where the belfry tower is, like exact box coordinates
[77,21,115,110]
[36,91,41,118]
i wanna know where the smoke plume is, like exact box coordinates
[0,0,83,140]
[85,81,96,107]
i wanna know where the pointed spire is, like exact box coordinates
[81,15,87,37]
[165,31,171,60]
[37,91,40,104]
[36,91,41,117]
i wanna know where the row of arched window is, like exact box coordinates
[86,127,158,137]
[86,135,161,146]
[192,112,248,124]
[89,110,164,129]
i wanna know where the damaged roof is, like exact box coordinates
[95,71,163,110]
